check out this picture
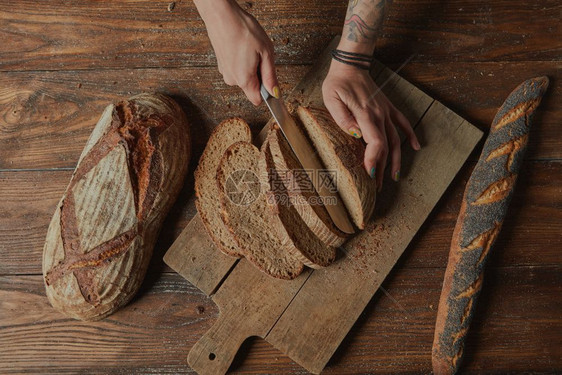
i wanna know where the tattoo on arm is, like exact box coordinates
[344,0,390,44]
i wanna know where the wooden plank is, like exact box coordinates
[266,101,482,374]
[186,261,310,375]
[2,266,559,374]
[163,215,238,296]
[392,60,562,161]
[1,1,560,71]
[0,61,558,170]
[1,161,560,276]
[0,65,309,170]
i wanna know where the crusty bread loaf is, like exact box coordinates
[194,118,251,257]
[216,142,304,279]
[296,106,376,229]
[432,76,549,375]
[266,126,347,247]
[43,93,190,321]
[262,138,337,268]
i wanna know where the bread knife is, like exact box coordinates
[260,84,355,234]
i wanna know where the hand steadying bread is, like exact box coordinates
[432,76,549,374]
[193,0,420,189]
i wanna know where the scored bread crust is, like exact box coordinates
[261,138,337,268]
[42,93,190,321]
[216,141,304,280]
[296,106,376,229]
[194,118,251,257]
[432,76,549,375]
[267,126,347,247]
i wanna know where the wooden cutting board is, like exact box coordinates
[164,37,482,374]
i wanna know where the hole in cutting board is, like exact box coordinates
[209,353,216,361]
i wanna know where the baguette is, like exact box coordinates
[43,93,190,321]
[432,76,549,374]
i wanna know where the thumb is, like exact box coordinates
[324,95,362,139]
[259,51,280,98]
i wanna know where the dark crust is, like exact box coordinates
[432,76,549,375]
[45,96,173,305]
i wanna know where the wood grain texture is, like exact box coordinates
[1,0,561,373]
[1,161,560,275]
[1,266,559,374]
[0,0,560,71]
[0,61,558,170]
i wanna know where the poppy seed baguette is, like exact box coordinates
[432,76,549,375]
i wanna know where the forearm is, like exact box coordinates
[339,0,390,54]
[193,0,236,23]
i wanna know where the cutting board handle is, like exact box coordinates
[187,312,250,375]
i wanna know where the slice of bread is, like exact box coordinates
[297,106,376,229]
[194,118,251,257]
[261,139,337,268]
[216,142,304,279]
[267,126,347,247]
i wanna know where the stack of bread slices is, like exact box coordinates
[195,105,376,279]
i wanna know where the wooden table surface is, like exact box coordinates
[0,1,560,374]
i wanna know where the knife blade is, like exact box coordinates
[260,84,355,234]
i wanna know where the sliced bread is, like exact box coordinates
[194,118,251,257]
[297,106,376,229]
[261,140,338,268]
[266,126,347,247]
[216,142,304,279]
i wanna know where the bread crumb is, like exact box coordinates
[167,2,175,11]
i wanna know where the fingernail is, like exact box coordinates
[393,170,400,182]
[348,127,363,139]
[370,166,376,179]
[414,140,421,150]
[272,86,281,99]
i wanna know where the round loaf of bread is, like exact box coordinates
[42,93,190,321]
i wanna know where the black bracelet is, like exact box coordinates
[331,50,372,70]
[333,49,373,63]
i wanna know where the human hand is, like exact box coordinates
[322,59,420,191]
[195,0,279,105]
